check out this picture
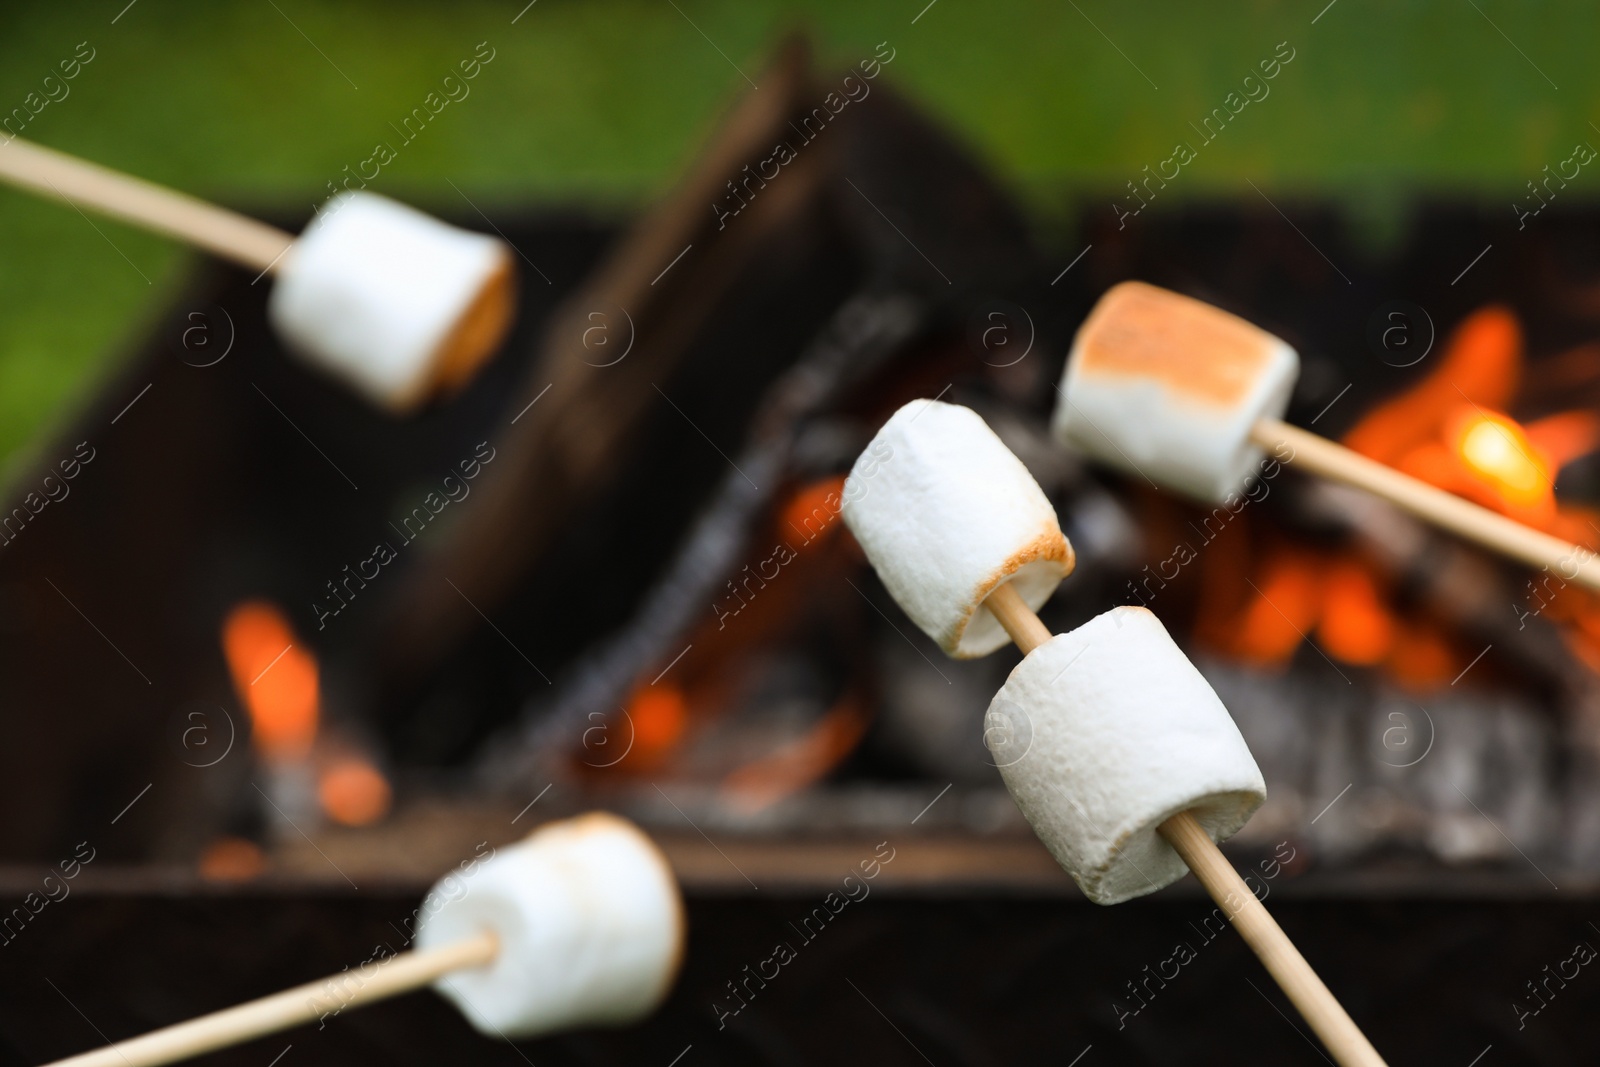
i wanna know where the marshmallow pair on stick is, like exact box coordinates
[1056,281,1600,590]
[0,137,515,412]
[45,814,682,1067]
[842,400,1387,1067]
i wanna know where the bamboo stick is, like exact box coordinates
[1254,417,1600,592]
[0,137,294,272]
[983,582,1388,1067]
[43,932,497,1067]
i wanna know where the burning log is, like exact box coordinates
[481,292,923,785]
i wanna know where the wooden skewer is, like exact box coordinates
[1253,417,1600,593]
[983,582,1388,1067]
[0,137,295,273]
[42,931,497,1067]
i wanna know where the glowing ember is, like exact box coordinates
[198,836,266,882]
[721,697,869,813]
[780,475,847,544]
[1385,621,1459,691]
[629,686,689,757]
[316,759,392,826]
[1451,409,1551,513]
[221,601,319,764]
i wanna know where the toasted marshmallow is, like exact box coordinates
[415,812,683,1039]
[841,400,1074,658]
[1052,281,1298,503]
[988,606,1265,904]
[268,192,515,413]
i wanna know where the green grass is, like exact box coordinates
[1,0,1596,469]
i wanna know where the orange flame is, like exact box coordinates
[222,601,318,764]
[1227,549,1320,668]
[1525,410,1600,470]
[1317,560,1393,666]
[1385,620,1459,691]
[1345,306,1522,466]
[1196,303,1600,687]
[1200,303,1600,687]
[1201,546,1463,685]
[1346,305,1562,521]
[1449,409,1552,515]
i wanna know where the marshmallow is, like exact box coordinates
[1052,281,1298,504]
[415,812,684,1039]
[268,192,515,412]
[841,400,1075,658]
[987,606,1265,904]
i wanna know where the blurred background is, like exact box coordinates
[2,2,1600,1064]
[5,0,1597,469]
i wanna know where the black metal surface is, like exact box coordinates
[0,889,1587,1066]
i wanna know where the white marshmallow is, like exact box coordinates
[268,191,514,412]
[1052,281,1298,504]
[842,400,1074,658]
[987,606,1265,904]
[416,812,684,1039]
